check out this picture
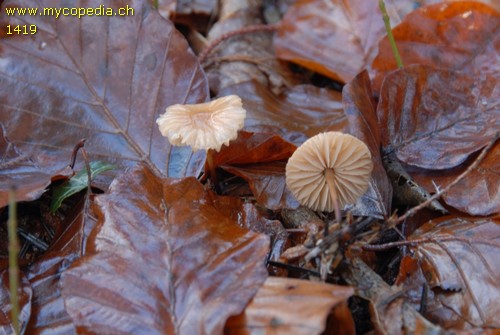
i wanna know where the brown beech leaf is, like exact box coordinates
[401,216,500,329]
[371,1,500,93]
[221,161,299,210]
[406,141,500,215]
[343,254,445,334]
[0,270,32,334]
[225,277,354,335]
[377,65,499,170]
[0,124,71,208]
[213,131,299,210]
[274,0,401,83]
[0,0,208,182]
[24,196,90,334]
[60,165,269,335]
[219,80,348,144]
[213,131,296,166]
[342,71,392,218]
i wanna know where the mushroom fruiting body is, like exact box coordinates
[156,95,246,152]
[286,132,373,214]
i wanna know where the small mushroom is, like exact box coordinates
[156,95,246,187]
[286,131,373,227]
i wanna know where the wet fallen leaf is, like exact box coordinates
[219,80,348,143]
[377,65,499,170]
[225,277,354,335]
[60,164,269,335]
[0,270,32,334]
[342,71,392,218]
[343,254,445,334]
[0,124,71,208]
[25,196,90,334]
[212,131,299,210]
[399,215,500,329]
[406,141,500,216]
[371,1,500,93]
[0,0,208,183]
[274,0,400,83]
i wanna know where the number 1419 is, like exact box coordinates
[6,24,37,35]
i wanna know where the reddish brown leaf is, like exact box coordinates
[60,165,269,335]
[342,71,392,218]
[212,131,299,210]
[343,255,445,334]
[225,277,354,335]
[0,124,71,208]
[406,141,500,215]
[221,161,299,210]
[219,80,348,143]
[213,131,296,166]
[274,0,401,83]
[377,65,499,170]
[0,0,208,182]
[24,196,91,334]
[400,216,500,329]
[0,270,32,334]
[371,1,500,93]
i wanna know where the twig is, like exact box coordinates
[389,133,499,226]
[362,235,499,251]
[198,24,278,64]
[379,0,404,68]
[8,188,20,335]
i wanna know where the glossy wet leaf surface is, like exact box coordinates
[0,0,498,333]
[225,277,354,335]
[377,65,499,170]
[399,216,500,329]
[60,165,269,335]
[371,1,500,93]
[0,0,209,183]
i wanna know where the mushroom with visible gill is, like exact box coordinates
[286,132,373,232]
[156,95,246,188]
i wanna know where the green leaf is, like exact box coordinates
[50,161,114,213]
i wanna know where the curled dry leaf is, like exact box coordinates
[398,215,500,329]
[60,165,269,335]
[225,277,354,335]
[371,1,500,94]
[377,65,499,170]
[0,0,209,182]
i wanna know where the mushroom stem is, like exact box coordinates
[325,168,342,227]
[206,149,219,191]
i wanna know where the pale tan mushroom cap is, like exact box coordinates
[286,132,373,212]
[156,95,246,152]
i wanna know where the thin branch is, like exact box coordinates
[362,236,499,251]
[388,133,499,226]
